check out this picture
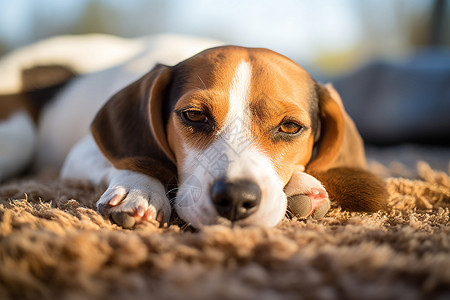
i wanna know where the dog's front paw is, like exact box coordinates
[284,171,330,220]
[97,172,171,228]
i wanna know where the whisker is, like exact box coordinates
[180,222,193,232]
[285,195,295,218]
[166,187,180,195]
[168,195,178,206]
[197,74,207,89]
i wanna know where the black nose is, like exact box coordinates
[210,178,261,222]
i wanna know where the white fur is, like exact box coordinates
[221,61,252,133]
[0,112,36,181]
[60,134,113,184]
[61,134,171,223]
[175,61,287,228]
[284,171,326,196]
[96,169,171,223]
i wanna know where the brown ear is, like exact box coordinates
[307,83,367,171]
[91,64,177,184]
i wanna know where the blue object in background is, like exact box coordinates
[333,49,450,145]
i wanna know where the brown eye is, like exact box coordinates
[183,110,208,123]
[279,122,302,134]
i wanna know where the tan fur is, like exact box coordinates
[322,84,367,169]
[309,167,388,212]
[305,84,387,211]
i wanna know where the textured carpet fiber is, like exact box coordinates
[0,161,449,300]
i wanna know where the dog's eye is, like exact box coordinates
[279,122,302,134]
[183,110,208,123]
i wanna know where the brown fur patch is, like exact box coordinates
[309,167,388,212]
[0,93,28,120]
[0,64,77,122]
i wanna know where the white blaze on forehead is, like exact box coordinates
[223,60,252,133]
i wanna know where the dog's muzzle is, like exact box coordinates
[210,178,261,222]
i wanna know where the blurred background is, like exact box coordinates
[0,0,449,148]
[1,0,448,74]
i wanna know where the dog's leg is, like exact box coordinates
[284,171,331,220]
[309,167,388,212]
[61,134,171,228]
[0,112,37,182]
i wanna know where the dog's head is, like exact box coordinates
[91,46,365,228]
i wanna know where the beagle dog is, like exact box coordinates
[0,35,387,229]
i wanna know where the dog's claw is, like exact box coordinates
[108,194,124,206]
[156,211,164,223]
[135,206,146,217]
[143,209,154,221]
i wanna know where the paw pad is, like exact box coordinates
[288,189,330,220]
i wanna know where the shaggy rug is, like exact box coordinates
[0,147,449,300]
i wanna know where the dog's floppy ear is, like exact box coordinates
[91,64,177,183]
[307,83,366,171]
